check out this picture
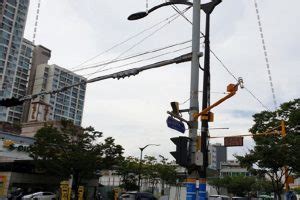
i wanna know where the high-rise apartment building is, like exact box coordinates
[29,64,86,125]
[22,45,51,123]
[8,38,33,123]
[208,143,227,170]
[0,0,31,123]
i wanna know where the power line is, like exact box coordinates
[179,91,228,105]
[209,50,238,81]
[210,49,271,112]
[31,8,192,86]
[74,40,193,72]
[82,45,192,77]
[172,7,272,112]
[172,5,193,25]
[70,11,183,71]
[32,41,195,89]
[86,6,192,79]
[19,52,200,102]
[253,0,277,110]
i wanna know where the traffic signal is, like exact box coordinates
[0,97,24,107]
[170,136,191,167]
[170,101,180,116]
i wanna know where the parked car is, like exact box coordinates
[209,195,230,200]
[21,192,56,200]
[7,188,24,200]
[119,191,157,200]
[258,194,274,200]
[232,197,247,200]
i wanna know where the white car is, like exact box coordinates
[209,195,230,200]
[22,192,56,200]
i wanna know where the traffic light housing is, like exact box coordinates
[170,101,180,116]
[170,136,191,167]
[0,97,24,107]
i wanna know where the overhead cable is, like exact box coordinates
[32,42,195,88]
[74,40,193,72]
[174,8,272,111]
[86,6,192,79]
[82,45,192,77]
[70,10,185,71]
[20,52,202,101]
[253,0,277,110]
[31,7,192,85]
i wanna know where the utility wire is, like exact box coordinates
[179,91,228,105]
[32,42,195,88]
[211,49,271,111]
[86,6,192,79]
[31,8,191,85]
[20,53,198,101]
[253,0,277,110]
[70,11,183,71]
[82,45,192,77]
[173,7,272,111]
[32,39,193,84]
[172,5,193,25]
[74,40,193,72]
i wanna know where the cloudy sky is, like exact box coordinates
[24,0,300,160]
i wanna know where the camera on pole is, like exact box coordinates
[170,136,191,167]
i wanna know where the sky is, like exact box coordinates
[23,0,300,160]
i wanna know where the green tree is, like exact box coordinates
[117,155,177,194]
[226,176,256,197]
[156,155,177,195]
[236,99,300,200]
[208,177,227,195]
[251,178,273,195]
[30,120,124,194]
[117,156,140,191]
[143,156,160,193]
[209,176,273,196]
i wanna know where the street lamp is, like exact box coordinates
[138,144,160,191]
[128,0,193,21]
[128,0,222,199]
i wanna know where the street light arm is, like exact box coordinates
[140,143,160,151]
[128,1,193,20]
[148,2,193,14]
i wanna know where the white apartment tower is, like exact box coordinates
[0,0,32,123]
[29,64,86,125]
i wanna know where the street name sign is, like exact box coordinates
[166,116,185,133]
[224,136,243,147]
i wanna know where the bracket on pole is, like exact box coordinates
[193,78,244,120]
[167,111,192,128]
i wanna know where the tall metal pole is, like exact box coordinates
[199,13,210,200]
[138,148,143,191]
[187,0,201,199]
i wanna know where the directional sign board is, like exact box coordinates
[224,136,243,147]
[166,116,185,133]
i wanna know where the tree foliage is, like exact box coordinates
[208,176,272,197]
[29,120,124,191]
[117,155,177,193]
[117,156,140,191]
[236,99,300,199]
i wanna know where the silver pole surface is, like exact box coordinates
[186,0,201,199]
[189,0,201,171]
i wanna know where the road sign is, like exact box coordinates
[224,136,243,147]
[166,116,185,133]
